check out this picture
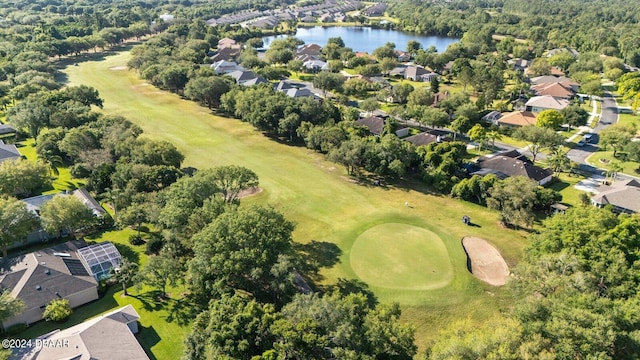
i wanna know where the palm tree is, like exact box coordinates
[606,161,623,184]
[42,154,64,177]
[486,130,503,148]
[547,149,570,175]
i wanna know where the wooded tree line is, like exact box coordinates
[389,0,640,67]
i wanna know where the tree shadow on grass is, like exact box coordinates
[332,278,378,307]
[137,324,161,360]
[297,240,342,268]
[130,290,167,312]
[165,297,198,326]
[112,242,140,264]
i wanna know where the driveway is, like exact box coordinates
[567,92,618,166]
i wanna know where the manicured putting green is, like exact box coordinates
[350,223,453,290]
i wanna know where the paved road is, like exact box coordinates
[567,92,618,167]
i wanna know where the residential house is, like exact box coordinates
[211,60,244,74]
[591,179,640,214]
[301,15,316,23]
[356,116,386,136]
[217,37,237,49]
[362,2,387,16]
[473,150,553,185]
[0,140,21,163]
[525,95,570,112]
[404,130,450,147]
[319,13,334,22]
[530,82,575,99]
[529,75,580,91]
[295,44,322,62]
[158,13,175,23]
[496,111,538,128]
[303,59,328,72]
[508,58,530,72]
[389,65,407,77]
[0,241,99,328]
[404,66,439,82]
[546,47,579,58]
[481,110,502,125]
[0,123,16,136]
[226,70,267,86]
[17,189,106,249]
[395,50,411,62]
[210,46,241,62]
[12,305,149,360]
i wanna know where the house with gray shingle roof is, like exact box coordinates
[524,95,570,112]
[591,179,640,214]
[11,305,148,360]
[0,140,21,163]
[0,124,16,136]
[0,241,99,328]
[473,150,553,185]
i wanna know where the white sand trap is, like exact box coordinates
[462,237,509,286]
[109,66,128,70]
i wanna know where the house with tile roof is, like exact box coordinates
[496,111,538,127]
[531,82,575,99]
[11,305,148,360]
[0,241,99,328]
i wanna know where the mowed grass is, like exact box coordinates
[350,223,453,290]
[63,51,528,352]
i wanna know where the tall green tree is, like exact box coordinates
[137,250,182,298]
[0,290,25,329]
[600,124,635,156]
[536,109,565,129]
[188,206,297,305]
[513,126,565,162]
[487,177,539,228]
[0,159,50,197]
[0,197,39,257]
[39,194,95,237]
[312,71,344,97]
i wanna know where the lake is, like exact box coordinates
[262,26,459,54]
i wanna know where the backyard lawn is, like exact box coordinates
[59,50,529,352]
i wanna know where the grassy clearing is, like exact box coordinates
[548,173,589,207]
[62,50,528,353]
[16,139,85,193]
[588,150,640,177]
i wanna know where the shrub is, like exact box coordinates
[70,163,92,178]
[43,299,72,322]
[145,237,164,254]
[128,234,145,245]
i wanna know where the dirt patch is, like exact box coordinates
[462,237,509,286]
[109,66,128,71]
[237,187,262,199]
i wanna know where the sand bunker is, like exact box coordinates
[109,66,128,71]
[462,237,509,286]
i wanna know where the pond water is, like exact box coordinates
[262,26,459,54]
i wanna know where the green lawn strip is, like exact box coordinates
[588,150,640,177]
[496,135,529,148]
[63,50,527,352]
[619,113,639,127]
[548,173,588,207]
